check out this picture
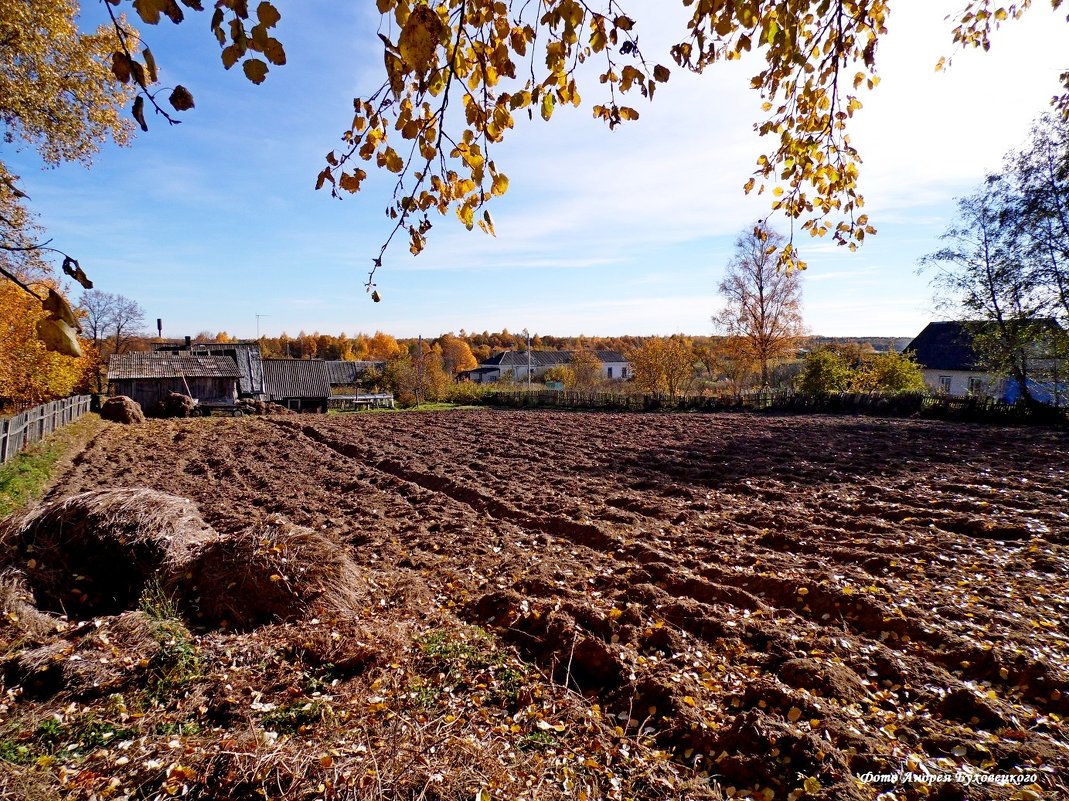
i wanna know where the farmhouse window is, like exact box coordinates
[938,376,952,393]
[968,377,984,395]
[607,367,614,378]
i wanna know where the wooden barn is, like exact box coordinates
[107,353,240,410]
[155,338,267,399]
[262,359,330,413]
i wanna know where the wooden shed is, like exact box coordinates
[107,353,240,410]
[262,359,330,413]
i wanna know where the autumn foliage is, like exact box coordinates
[90,0,1069,282]
[0,279,95,409]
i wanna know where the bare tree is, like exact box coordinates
[78,290,146,390]
[921,175,1055,408]
[714,225,805,386]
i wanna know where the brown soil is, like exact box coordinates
[2,410,1067,801]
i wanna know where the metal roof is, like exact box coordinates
[324,360,385,385]
[262,359,330,400]
[107,353,240,380]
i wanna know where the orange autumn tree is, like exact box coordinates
[0,278,95,410]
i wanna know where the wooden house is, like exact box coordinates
[262,359,330,412]
[107,353,240,409]
[155,338,267,399]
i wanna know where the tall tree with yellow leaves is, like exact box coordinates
[0,279,94,410]
[715,225,805,387]
[1,0,136,358]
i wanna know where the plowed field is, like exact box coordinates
[4,410,1069,801]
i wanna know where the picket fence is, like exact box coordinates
[0,395,93,465]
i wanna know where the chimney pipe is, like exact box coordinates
[184,335,191,348]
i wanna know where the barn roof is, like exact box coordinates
[107,353,240,380]
[324,360,385,385]
[263,359,330,400]
[154,342,266,396]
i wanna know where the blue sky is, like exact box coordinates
[7,2,1068,339]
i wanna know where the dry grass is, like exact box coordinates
[180,521,367,630]
[0,488,218,618]
[0,570,58,648]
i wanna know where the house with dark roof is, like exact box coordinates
[107,353,240,410]
[904,320,1066,403]
[262,359,330,412]
[459,350,632,383]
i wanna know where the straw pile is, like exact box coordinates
[154,392,197,418]
[236,398,294,415]
[2,489,364,632]
[182,521,366,630]
[100,395,145,424]
[1,488,218,618]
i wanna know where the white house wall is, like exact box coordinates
[920,369,1002,398]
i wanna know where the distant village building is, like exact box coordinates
[904,320,1066,404]
[107,353,240,410]
[460,350,631,383]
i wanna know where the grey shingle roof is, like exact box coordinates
[154,342,265,395]
[107,353,240,380]
[263,359,330,400]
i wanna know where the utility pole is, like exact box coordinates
[416,334,423,408]
[523,328,531,390]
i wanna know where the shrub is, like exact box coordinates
[798,349,853,395]
[852,351,927,393]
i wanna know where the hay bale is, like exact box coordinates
[154,392,197,418]
[1,488,218,619]
[100,395,145,424]
[4,611,160,699]
[235,399,294,416]
[182,521,365,630]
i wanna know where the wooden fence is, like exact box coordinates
[0,395,93,465]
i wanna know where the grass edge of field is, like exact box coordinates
[0,413,104,519]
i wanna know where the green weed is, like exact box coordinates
[0,414,102,519]
[260,700,330,734]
